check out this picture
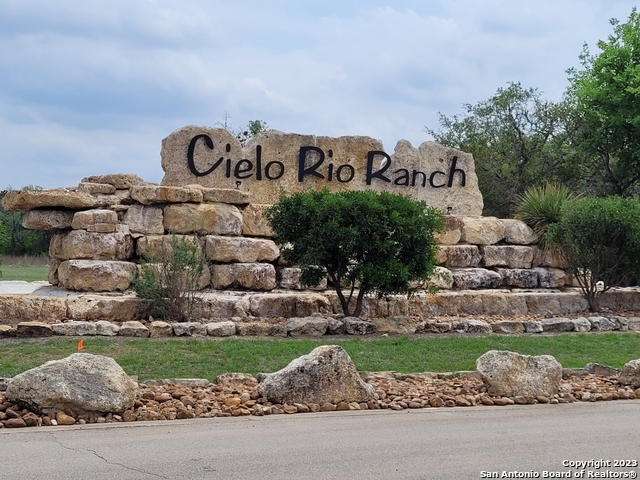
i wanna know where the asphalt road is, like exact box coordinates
[2,401,639,480]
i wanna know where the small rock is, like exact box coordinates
[3,417,27,428]
[320,403,336,412]
[56,411,76,425]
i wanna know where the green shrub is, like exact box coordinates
[514,183,582,251]
[131,235,206,322]
[267,189,444,317]
[547,196,640,311]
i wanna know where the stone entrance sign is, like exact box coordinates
[161,126,484,215]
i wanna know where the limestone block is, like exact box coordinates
[77,182,117,195]
[149,321,173,337]
[0,325,17,337]
[571,317,592,332]
[326,318,345,335]
[118,321,150,337]
[370,315,416,335]
[205,235,279,263]
[22,209,74,230]
[541,318,575,332]
[171,322,207,337]
[450,268,502,289]
[96,321,120,336]
[50,230,134,260]
[6,353,137,414]
[16,321,53,337]
[48,258,61,285]
[185,185,252,205]
[532,247,566,268]
[482,246,534,269]
[278,267,328,290]
[434,215,463,245]
[71,209,118,230]
[345,317,377,335]
[535,268,566,288]
[1,189,95,211]
[451,319,492,334]
[588,316,614,331]
[193,293,250,318]
[495,268,539,288]
[325,293,385,318]
[241,204,274,237]
[477,291,528,316]
[477,350,562,397]
[286,317,329,337]
[136,234,203,259]
[67,295,151,321]
[524,292,588,315]
[249,293,333,318]
[257,345,377,404]
[81,174,145,189]
[628,317,640,332]
[57,260,135,292]
[0,296,67,323]
[421,321,452,333]
[524,321,543,333]
[123,205,164,235]
[501,219,537,245]
[130,185,203,205]
[51,321,97,336]
[427,266,454,290]
[163,203,242,235]
[491,321,525,334]
[609,315,629,331]
[211,263,276,290]
[619,359,640,389]
[439,245,482,268]
[460,217,505,245]
[206,321,236,336]
[236,322,286,337]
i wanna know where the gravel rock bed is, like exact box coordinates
[2,372,639,428]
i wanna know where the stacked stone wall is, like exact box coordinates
[1,174,570,294]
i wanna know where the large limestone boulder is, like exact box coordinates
[451,268,502,289]
[278,267,328,290]
[460,217,505,245]
[187,185,252,205]
[205,235,279,263]
[619,359,640,388]
[257,345,377,404]
[1,189,96,211]
[211,263,276,290]
[77,182,117,195]
[71,209,118,230]
[241,204,275,237]
[438,245,482,268]
[476,350,562,397]
[248,293,333,317]
[160,126,484,215]
[49,230,134,260]
[286,317,328,336]
[123,205,165,235]
[130,185,203,205]
[82,174,145,189]
[163,203,242,235]
[6,353,137,415]
[57,260,135,292]
[495,268,539,288]
[535,268,565,288]
[136,234,203,258]
[22,209,74,230]
[434,216,463,245]
[501,219,537,245]
[482,246,534,269]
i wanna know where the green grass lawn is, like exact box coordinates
[0,264,49,282]
[1,334,639,381]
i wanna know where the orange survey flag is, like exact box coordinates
[77,339,84,351]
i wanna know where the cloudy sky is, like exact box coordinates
[0,0,637,189]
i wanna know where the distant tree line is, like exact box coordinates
[0,189,51,257]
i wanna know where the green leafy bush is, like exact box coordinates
[547,196,640,311]
[514,183,581,251]
[131,235,207,322]
[267,189,444,317]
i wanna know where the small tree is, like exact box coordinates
[267,189,444,317]
[547,197,640,311]
[131,235,207,322]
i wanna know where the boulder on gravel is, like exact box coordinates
[6,353,137,415]
[258,345,377,405]
[619,359,640,388]
[476,350,562,397]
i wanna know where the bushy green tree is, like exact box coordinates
[426,83,588,217]
[547,197,640,311]
[267,190,444,317]
[0,188,52,256]
[568,8,640,197]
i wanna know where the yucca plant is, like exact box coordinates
[513,183,582,251]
